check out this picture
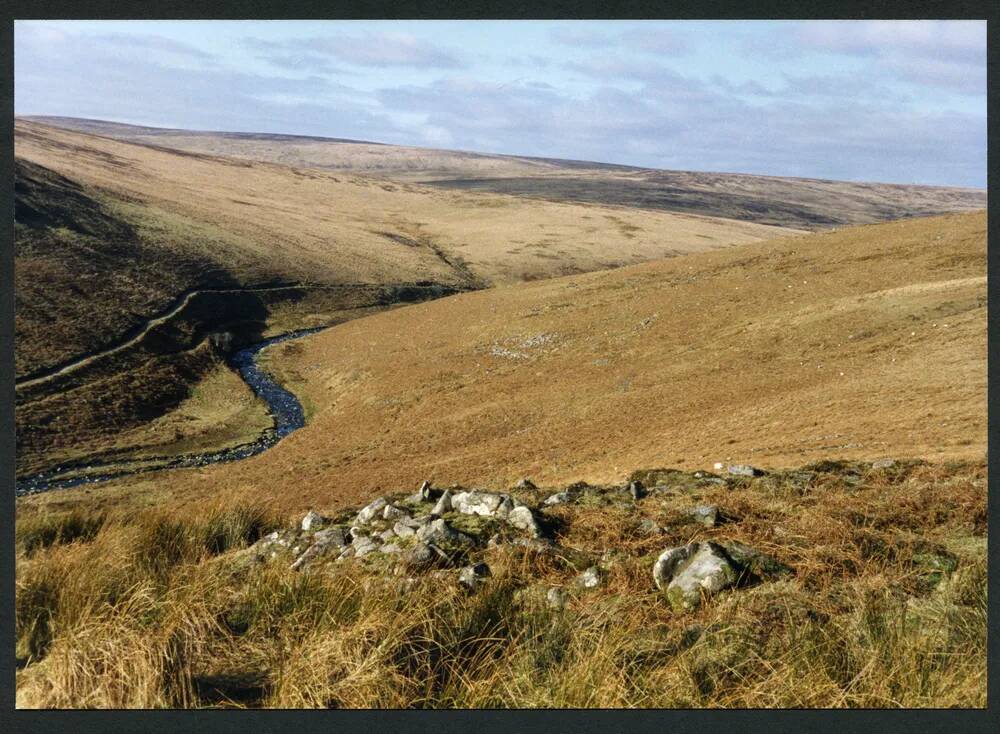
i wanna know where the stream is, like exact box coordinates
[14,327,324,496]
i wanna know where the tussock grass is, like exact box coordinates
[15,461,986,709]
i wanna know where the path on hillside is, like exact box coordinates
[15,283,333,391]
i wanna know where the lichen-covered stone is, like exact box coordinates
[355,497,388,525]
[655,542,739,611]
[300,510,327,531]
[431,489,453,516]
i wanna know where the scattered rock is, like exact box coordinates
[576,566,603,589]
[543,491,576,506]
[653,542,739,611]
[452,490,506,517]
[402,542,439,571]
[378,528,397,543]
[393,521,417,538]
[300,510,327,531]
[686,505,720,527]
[726,464,765,477]
[431,489,453,516]
[355,497,388,525]
[418,480,433,501]
[629,480,646,500]
[515,478,537,490]
[507,506,545,538]
[416,518,475,547]
[546,587,567,610]
[872,459,897,470]
[382,504,408,521]
[458,562,492,591]
[653,539,792,611]
[313,527,348,548]
[352,536,379,558]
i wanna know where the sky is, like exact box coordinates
[14,20,988,187]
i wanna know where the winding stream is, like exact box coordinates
[15,327,324,496]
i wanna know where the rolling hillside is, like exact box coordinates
[24,211,985,516]
[14,119,790,476]
[28,115,987,230]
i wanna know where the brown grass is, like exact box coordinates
[15,460,986,708]
[33,210,983,518]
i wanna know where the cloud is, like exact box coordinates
[744,21,986,96]
[551,25,690,56]
[92,32,218,61]
[549,27,616,48]
[795,20,985,65]
[375,69,985,186]
[620,27,690,56]
[243,32,466,70]
[15,26,404,141]
[13,21,987,187]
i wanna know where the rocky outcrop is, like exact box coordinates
[247,467,810,614]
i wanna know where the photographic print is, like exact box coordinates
[12,18,988,709]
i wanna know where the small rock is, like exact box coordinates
[629,480,646,500]
[686,505,719,527]
[546,587,567,610]
[451,491,505,517]
[543,491,575,506]
[576,566,603,589]
[515,478,537,490]
[403,542,436,569]
[458,562,492,591]
[653,542,738,611]
[352,536,379,558]
[507,506,545,538]
[378,528,397,543]
[417,518,475,547]
[393,521,417,538]
[381,543,402,554]
[727,464,765,477]
[382,504,408,521]
[495,495,517,520]
[431,489,453,516]
[313,527,348,547]
[418,480,433,502]
[713,462,725,471]
[301,510,327,531]
[355,497,389,525]
[872,459,897,470]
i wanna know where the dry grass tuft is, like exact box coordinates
[15,461,986,709]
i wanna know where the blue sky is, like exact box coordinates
[14,20,987,187]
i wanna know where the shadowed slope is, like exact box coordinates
[33,211,984,516]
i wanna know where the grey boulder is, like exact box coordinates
[653,542,739,611]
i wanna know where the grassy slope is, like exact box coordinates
[16,119,787,295]
[16,120,788,475]
[28,116,987,230]
[21,211,985,518]
[15,460,986,708]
